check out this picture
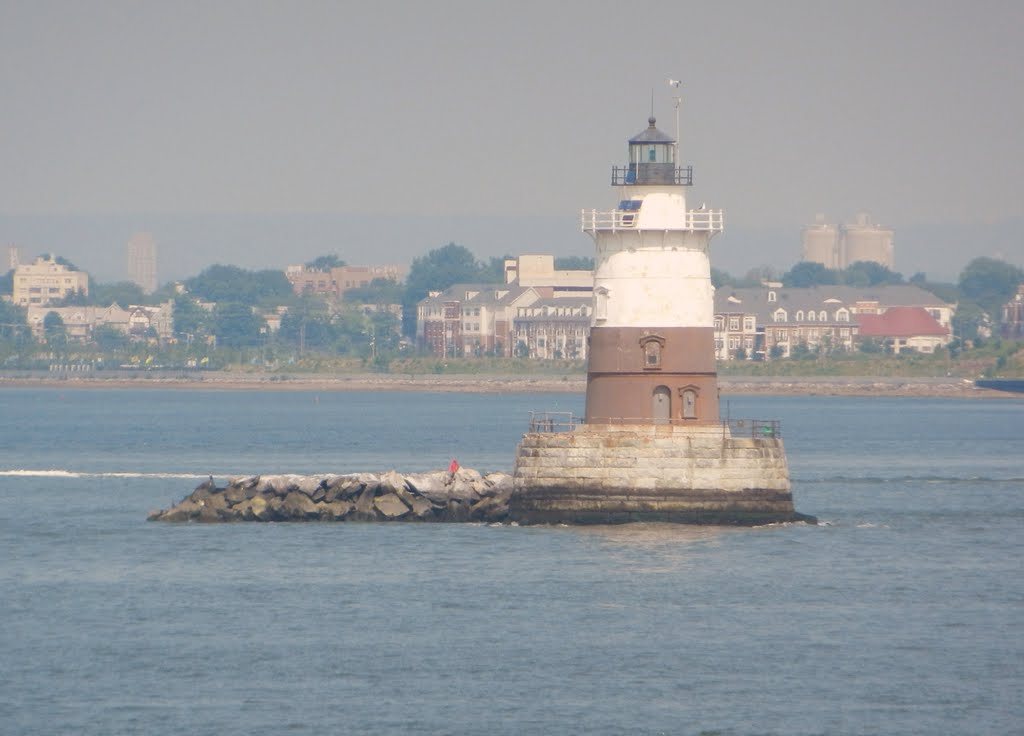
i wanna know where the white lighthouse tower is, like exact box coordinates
[583,115,723,425]
[510,111,811,526]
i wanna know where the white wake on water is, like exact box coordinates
[0,469,212,479]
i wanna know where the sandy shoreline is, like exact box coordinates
[0,372,1017,398]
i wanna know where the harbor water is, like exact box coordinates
[0,388,1020,735]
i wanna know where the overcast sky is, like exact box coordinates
[2,0,1022,281]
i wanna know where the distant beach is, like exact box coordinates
[0,371,1015,398]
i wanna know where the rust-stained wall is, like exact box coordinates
[585,326,720,423]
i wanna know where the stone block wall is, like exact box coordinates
[510,424,809,525]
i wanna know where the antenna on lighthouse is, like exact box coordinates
[668,78,682,162]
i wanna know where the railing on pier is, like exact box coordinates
[528,411,582,433]
[724,419,782,439]
[526,412,782,439]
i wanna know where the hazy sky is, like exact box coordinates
[2,0,1022,281]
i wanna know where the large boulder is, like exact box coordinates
[407,495,436,519]
[318,500,354,520]
[281,491,319,520]
[374,493,410,519]
[223,483,248,505]
[151,499,201,522]
[406,471,452,504]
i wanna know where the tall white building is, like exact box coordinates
[127,233,158,293]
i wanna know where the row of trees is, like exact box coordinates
[0,240,1019,365]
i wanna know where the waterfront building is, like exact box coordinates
[712,284,953,359]
[12,255,89,307]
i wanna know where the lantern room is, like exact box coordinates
[612,116,693,186]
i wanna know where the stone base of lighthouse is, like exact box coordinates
[510,424,814,525]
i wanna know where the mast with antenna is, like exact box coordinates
[668,78,682,162]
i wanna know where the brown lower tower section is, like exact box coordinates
[586,326,719,424]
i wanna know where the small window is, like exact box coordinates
[768,291,777,302]
[819,310,827,321]
[639,334,665,370]
[729,317,740,331]
[796,310,804,321]
[743,317,755,331]
[807,311,816,322]
[595,287,609,321]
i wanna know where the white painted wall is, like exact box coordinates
[593,246,714,327]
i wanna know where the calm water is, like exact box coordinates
[0,388,1020,736]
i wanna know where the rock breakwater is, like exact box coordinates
[148,468,513,523]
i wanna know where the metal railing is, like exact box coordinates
[528,411,582,433]
[611,165,693,186]
[581,208,724,233]
[526,412,782,439]
[724,419,782,439]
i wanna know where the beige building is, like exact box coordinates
[13,255,90,306]
[285,264,406,299]
[801,213,894,270]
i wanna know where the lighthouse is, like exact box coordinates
[583,116,723,426]
[510,111,812,526]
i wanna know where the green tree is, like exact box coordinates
[89,281,148,308]
[842,261,904,287]
[711,268,733,288]
[186,265,294,306]
[402,243,487,337]
[782,261,840,288]
[958,256,1024,321]
[172,296,210,340]
[93,324,131,352]
[212,302,264,348]
[480,256,513,283]
[279,300,336,352]
[951,301,987,342]
[304,254,346,270]
[554,256,595,271]
[43,311,67,351]
[0,269,13,295]
[343,278,404,305]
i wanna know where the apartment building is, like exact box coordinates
[12,255,90,306]
[512,298,592,360]
[713,284,953,359]
[285,264,406,299]
[415,255,594,358]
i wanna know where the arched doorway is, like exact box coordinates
[653,385,671,424]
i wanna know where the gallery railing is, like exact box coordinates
[527,412,782,438]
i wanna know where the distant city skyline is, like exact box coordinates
[1,1,1022,282]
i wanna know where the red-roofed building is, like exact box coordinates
[857,306,950,354]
